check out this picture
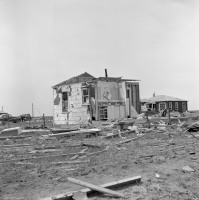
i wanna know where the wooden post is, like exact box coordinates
[7,115,10,128]
[88,84,92,124]
[168,108,171,125]
[146,111,150,128]
[95,82,99,121]
[43,114,46,127]
[32,103,34,118]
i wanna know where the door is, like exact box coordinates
[126,89,130,117]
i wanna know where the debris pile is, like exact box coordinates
[1,114,199,200]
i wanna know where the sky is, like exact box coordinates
[0,0,199,116]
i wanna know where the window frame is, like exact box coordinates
[62,92,68,112]
[159,102,166,112]
[175,102,179,110]
[169,102,172,110]
[82,87,89,105]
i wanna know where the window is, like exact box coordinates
[82,88,89,104]
[99,106,108,120]
[175,102,178,110]
[62,92,68,112]
[169,102,172,110]
[159,102,166,111]
[126,90,130,98]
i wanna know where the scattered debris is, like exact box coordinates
[67,177,125,198]
[182,166,195,172]
[72,191,88,200]
[155,173,160,178]
[51,176,141,200]
[2,112,199,200]
[0,127,22,137]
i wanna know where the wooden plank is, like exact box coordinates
[86,149,108,156]
[186,131,199,141]
[67,177,125,198]
[51,128,78,134]
[0,148,108,163]
[0,135,32,140]
[81,142,101,148]
[103,130,133,139]
[0,144,32,148]
[70,148,88,160]
[49,176,141,200]
[50,129,102,138]
[1,127,22,136]
[0,152,87,163]
[116,135,143,146]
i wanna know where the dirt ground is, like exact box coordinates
[1,117,199,200]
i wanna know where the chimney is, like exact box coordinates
[105,69,108,77]
[153,92,155,97]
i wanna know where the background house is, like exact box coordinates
[141,95,188,113]
[52,72,141,124]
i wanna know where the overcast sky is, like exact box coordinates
[0,0,199,116]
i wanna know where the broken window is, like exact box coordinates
[62,92,68,112]
[82,87,89,104]
[175,102,178,110]
[169,102,172,110]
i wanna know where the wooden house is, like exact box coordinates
[141,95,188,113]
[52,72,141,124]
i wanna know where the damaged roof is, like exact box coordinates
[52,72,140,89]
[52,72,95,88]
[96,77,140,82]
[141,95,188,103]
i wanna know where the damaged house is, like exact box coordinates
[52,72,141,124]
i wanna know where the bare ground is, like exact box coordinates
[1,119,199,200]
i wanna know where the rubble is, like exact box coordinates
[0,127,22,136]
[1,114,199,200]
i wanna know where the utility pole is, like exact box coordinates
[2,106,3,112]
[32,103,34,118]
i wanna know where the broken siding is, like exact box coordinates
[53,83,90,124]
[97,81,123,102]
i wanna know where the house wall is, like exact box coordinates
[156,101,188,113]
[96,80,126,120]
[97,81,123,102]
[107,105,126,120]
[53,82,90,124]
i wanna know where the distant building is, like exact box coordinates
[141,95,188,113]
[52,72,141,124]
